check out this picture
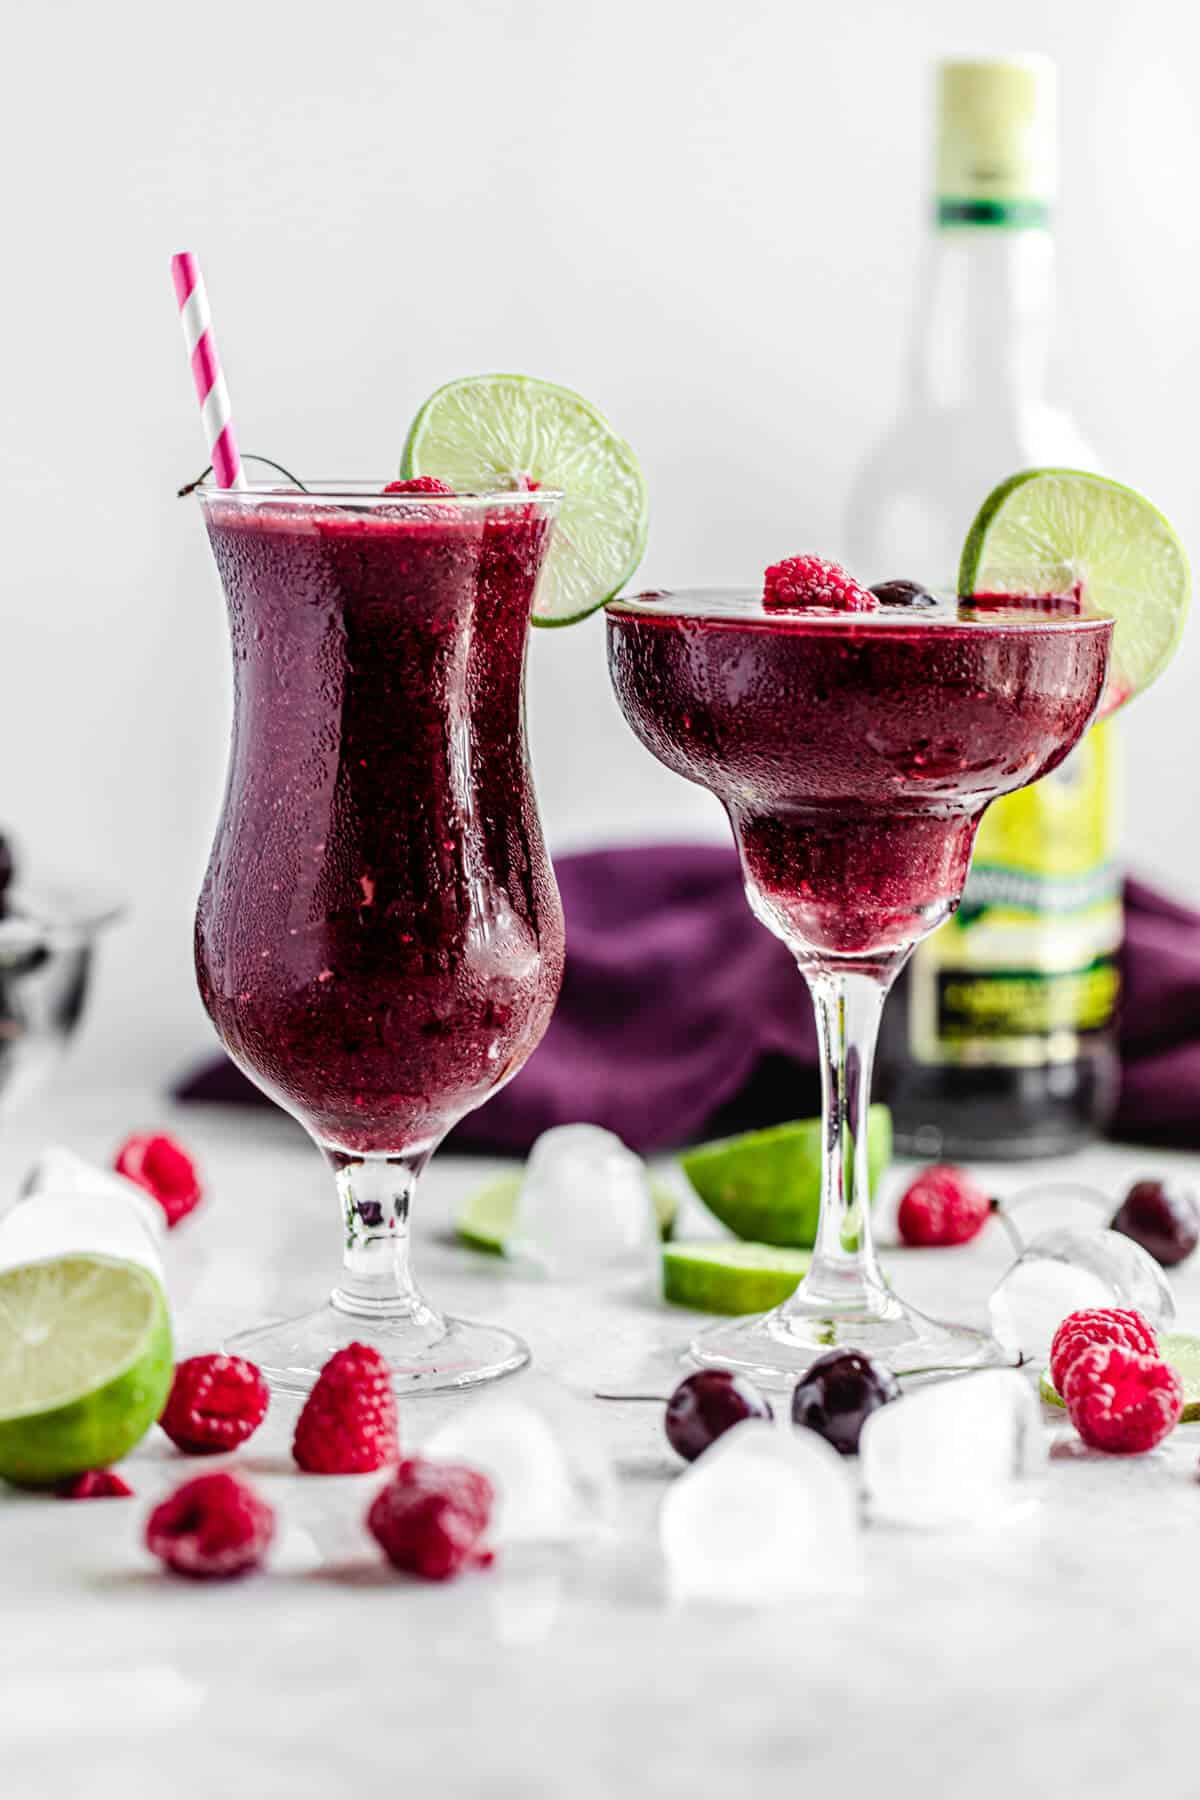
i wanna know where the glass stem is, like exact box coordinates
[783,957,903,1319]
[326,1147,440,1321]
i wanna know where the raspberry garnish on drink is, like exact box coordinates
[762,554,878,613]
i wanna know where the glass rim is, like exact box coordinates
[194,481,564,510]
[606,587,1117,635]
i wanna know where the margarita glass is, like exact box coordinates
[195,484,564,1394]
[607,589,1112,1382]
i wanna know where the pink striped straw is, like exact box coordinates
[170,252,246,489]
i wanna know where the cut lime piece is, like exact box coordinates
[959,468,1191,713]
[662,1241,812,1314]
[401,373,649,627]
[679,1106,892,1248]
[0,1254,174,1487]
[456,1175,523,1256]
[1041,1331,1200,1422]
[456,1171,678,1255]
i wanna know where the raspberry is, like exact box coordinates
[1063,1343,1182,1455]
[56,1470,133,1499]
[160,1354,269,1455]
[1049,1307,1158,1397]
[763,555,878,613]
[114,1132,202,1229]
[145,1471,275,1578]
[366,1456,494,1581]
[381,477,455,495]
[896,1164,991,1247]
[292,1343,398,1474]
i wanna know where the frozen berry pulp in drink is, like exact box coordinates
[607,593,1111,963]
[197,497,564,1154]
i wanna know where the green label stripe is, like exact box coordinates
[957,861,1120,919]
[936,197,1050,230]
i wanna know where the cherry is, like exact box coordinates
[791,1349,899,1455]
[868,578,937,608]
[1111,1179,1200,1268]
[664,1370,773,1462]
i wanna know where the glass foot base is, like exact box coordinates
[690,1290,1015,1389]
[225,1304,530,1398]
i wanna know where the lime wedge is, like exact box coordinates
[662,1241,812,1314]
[959,468,1190,712]
[401,373,649,627]
[1041,1331,1200,1422]
[679,1106,892,1248]
[456,1171,678,1255]
[456,1175,523,1255]
[0,1255,174,1487]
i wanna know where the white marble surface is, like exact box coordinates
[3,1088,1199,1800]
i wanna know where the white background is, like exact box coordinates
[1,0,1193,1090]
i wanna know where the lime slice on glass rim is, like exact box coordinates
[662,1241,813,1315]
[679,1106,892,1248]
[401,373,649,627]
[959,468,1191,714]
[1041,1331,1200,1421]
[0,1254,173,1487]
[457,1171,678,1254]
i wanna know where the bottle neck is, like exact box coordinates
[906,215,1056,414]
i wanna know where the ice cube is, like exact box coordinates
[426,1379,615,1544]
[988,1258,1112,1363]
[509,1124,658,1280]
[860,1370,1043,1529]
[1000,1180,1111,1242]
[0,1147,165,1281]
[659,1418,861,1604]
[19,1147,165,1240]
[988,1225,1175,1363]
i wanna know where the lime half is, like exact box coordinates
[401,373,649,626]
[0,1255,174,1486]
[662,1241,812,1314]
[959,468,1190,712]
[1041,1331,1200,1422]
[679,1106,892,1248]
[457,1171,677,1254]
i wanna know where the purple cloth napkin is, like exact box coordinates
[174,849,1200,1152]
[1112,877,1200,1146]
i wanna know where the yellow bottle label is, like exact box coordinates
[908,720,1121,1067]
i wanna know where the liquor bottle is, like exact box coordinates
[845,56,1122,1158]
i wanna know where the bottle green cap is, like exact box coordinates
[935,55,1056,227]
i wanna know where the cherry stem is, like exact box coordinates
[593,1393,670,1403]
[894,1351,1027,1381]
[990,1198,1026,1260]
[177,454,307,497]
